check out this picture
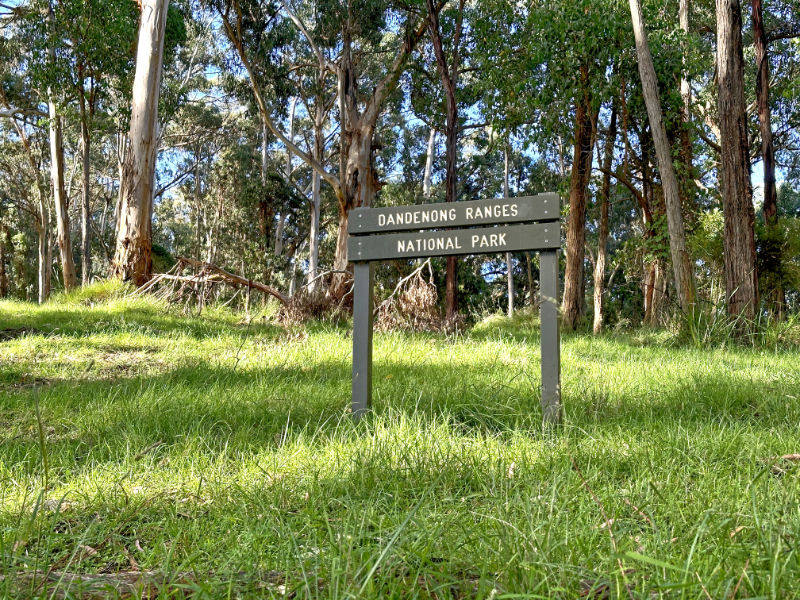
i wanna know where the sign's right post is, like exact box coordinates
[539,249,562,424]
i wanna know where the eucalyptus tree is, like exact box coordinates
[424,0,468,320]
[0,121,53,301]
[629,0,697,316]
[0,42,53,302]
[111,0,171,286]
[51,0,138,284]
[474,0,629,329]
[716,0,759,319]
[215,0,441,298]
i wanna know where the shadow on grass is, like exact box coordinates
[0,303,284,342]
[3,349,798,468]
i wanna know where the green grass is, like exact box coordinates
[1,291,800,598]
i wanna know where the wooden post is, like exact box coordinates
[539,249,562,424]
[352,261,374,419]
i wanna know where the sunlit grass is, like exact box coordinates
[1,294,799,598]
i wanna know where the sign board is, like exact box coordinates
[348,193,562,425]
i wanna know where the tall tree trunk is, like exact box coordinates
[752,0,776,226]
[45,225,53,299]
[37,186,51,303]
[752,0,783,316]
[525,252,534,308]
[259,123,272,280]
[0,224,8,298]
[717,0,759,319]
[562,65,594,331]
[504,145,514,317]
[47,0,77,292]
[111,0,169,286]
[427,0,464,322]
[423,127,436,196]
[308,103,323,293]
[679,0,695,218]
[629,0,697,316]
[78,78,92,285]
[275,97,297,258]
[594,105,617,335]
[114,133,126,241]
[331,123,375,292]
[48,102,78,291]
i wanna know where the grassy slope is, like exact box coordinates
[1,292,799,598]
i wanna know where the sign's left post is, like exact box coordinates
[352,261,374,419]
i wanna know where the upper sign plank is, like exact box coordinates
[348,193,559,234]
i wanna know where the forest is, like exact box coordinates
[3,2,800,597]
[1,0,798,330]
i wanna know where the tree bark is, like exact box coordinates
[752,0,783,316]
[46,0,77,292]
[111,0,170,287]
[629,0,697,315]
[78,76,92,286]
[308,99,324,293]
[48,101,78,291]
[423,127,436,196]
[275,97,297,258]
[679,0,696,219]
[427,0,464,322]
[504,145,513,317]
[717,0,759,319]
[0,224,8,299]
[752,0,776,226]
[594,105,617,335]
[562,65,594,331]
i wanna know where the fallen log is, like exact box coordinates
[174,257,289,305]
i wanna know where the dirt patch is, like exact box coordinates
[0,328,42,342]
[0,569,286,599]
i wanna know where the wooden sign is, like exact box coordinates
[349,193,559,233]
[349,193,562,425]
[349,222,559,262]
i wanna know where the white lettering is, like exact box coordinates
[510,203,518,217]
[379,214,386,226]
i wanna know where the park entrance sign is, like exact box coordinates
[348,192,562,424]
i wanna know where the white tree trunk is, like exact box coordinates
[504,145,513,317]
[48,100,77,291]
[111,0,169,286]
[423,127,436,196]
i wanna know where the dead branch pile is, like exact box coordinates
[277,270,352,325]
[132,257,287,314]
[375,260,445,332]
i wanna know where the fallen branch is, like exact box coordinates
[375,259,432,316]
[175,257,288,305]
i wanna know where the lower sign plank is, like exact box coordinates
[349,222,560,262]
